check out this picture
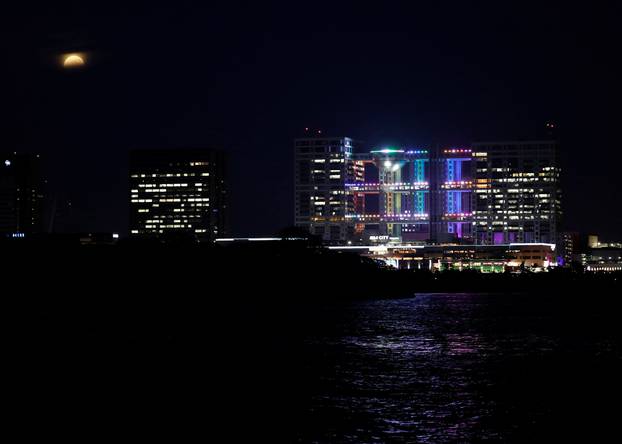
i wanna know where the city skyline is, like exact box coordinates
[2,133,618,242]
[3,5,622,442]
[2,3,620,238]
[294,138,561,246]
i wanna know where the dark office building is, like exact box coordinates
[558,231,580,266]
[129,149,228,241]
[0,152,44,235]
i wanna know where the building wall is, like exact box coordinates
[558,231,579,266]
[129,149,228,241]
[294,137,358,243]
[472,141,561,245]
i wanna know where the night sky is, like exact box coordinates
[3,2,621,239]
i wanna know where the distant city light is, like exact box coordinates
[371,148,405,154]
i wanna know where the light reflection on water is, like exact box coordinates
[290,293,621,443]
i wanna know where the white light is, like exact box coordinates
[384,160,392,169]
[4,160,10,167]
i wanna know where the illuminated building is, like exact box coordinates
[294,137,360,243]
[471,141,561,245]
[347,148,430,242]
[129,149,228,241]
[587,234,599,248]
[0,152,44,235]
[327,243,557,272]
[431,147,475,243]
[295,137,561,246]
[585,241,622,272]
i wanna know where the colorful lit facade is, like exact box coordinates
[347,148,431,242]
[295,137,561,246]
[430,147,476,243]
[129,149,228,241]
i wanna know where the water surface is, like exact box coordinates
[271,293,622,442]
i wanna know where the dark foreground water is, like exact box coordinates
[12,292,622,442]
[266,293,622,442]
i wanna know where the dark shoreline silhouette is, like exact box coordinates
[4,239,619,298]
[4,240,621,441]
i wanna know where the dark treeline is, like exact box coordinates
[5,238,621,298]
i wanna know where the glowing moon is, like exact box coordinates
[63,54,85,68]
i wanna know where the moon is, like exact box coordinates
[63,54,86,68]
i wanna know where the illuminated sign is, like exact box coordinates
[369,235,400,243]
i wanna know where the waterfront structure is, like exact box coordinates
[295,137,561,246]
[471,141,561,245]
[214,237,556,272]
[0,152,44,235]
[584,242,622,272]
[328,242,557,272]
[129,149,228,241]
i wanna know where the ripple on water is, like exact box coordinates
[292,293,621,442]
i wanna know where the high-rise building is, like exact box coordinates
[558,231,579,266]
[294,137,561,246]
[471,141,561,245]
[430,147,476,243]
[347,148,430,242]
[0,152,44,234]
[294,137,361,243]
[129,149,228,241]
